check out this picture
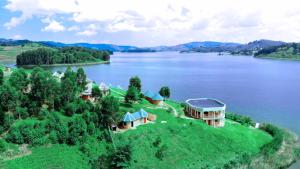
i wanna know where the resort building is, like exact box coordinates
[185,98,226,127]
[144,91,164,105]
[99,82,110,96]
[122,109,148,128]
[81,82,93,100]
[52,72,64,79]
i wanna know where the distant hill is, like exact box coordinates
[148,41,241,52]
[40,41,139,52]
[0,38,288,55]
[255,43,300,60]
[230,39,286,55]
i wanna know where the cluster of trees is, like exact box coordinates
[16,46,111,65]
[125,76,171,103]
[255,43,300,57]
[0,66,133,168]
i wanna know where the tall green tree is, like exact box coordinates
[92,86,102,98]
[0,84,18,112]
[128,76,142,93]
[99,96,120,127]
[9,69,28,92]
[0,69,3,86]
[76,68,87,90]
[125,87,139,103]
[159,86,171,100]
[60,67,78,105]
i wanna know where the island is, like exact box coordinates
[0,66,299,169]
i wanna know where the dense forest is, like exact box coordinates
[16,47,111,66]
[255,43,300,59]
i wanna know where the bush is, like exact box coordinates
[64,102,77,116]
[259,123,284,155]
[0,139,7,152]
[226,112,255,127]
[110,144,132,169]
[155,144,168,160]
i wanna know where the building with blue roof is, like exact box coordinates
[144,91,164,105]
[122,109,149,128]
[185,98,226,127]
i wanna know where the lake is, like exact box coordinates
[49,52,299,134]
[2,51,300,167]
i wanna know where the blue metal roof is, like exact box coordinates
[123,109,148,122]
[186,98,225,108]
[144,91,154,98]
[123,112,134,122]
[152,93,164,101]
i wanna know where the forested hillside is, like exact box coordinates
[16,47,111,66]
[255,43,300,60]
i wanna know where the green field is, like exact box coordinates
[0,43,45,59]
[113,103,272,168]
[4,145,90,169]
[110,88,273,168]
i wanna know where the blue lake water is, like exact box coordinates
[2,51,300,167]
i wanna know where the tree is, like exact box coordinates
[99,96,120,127]
[64,102,77,116]
[76,68,87,90]
[92,86,102,98]
[110,145,132,169]
[125,87,139,103]
[0,69,3,86]
[60,67,78,105]
[67,116,87,145]
[8,68,28,92]
[159,86,171,100]
[0,84,18,112]
[128,76,142,93]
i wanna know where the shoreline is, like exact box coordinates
[254,56,300,61]
[17,60,110,68]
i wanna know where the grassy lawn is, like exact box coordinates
[4,144,90,169]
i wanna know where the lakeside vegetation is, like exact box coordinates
[255,43,300,60]
[16,47,111,66]
[0,66,299,168]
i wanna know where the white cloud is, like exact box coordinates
[77,24,97,36]
[42,19,65,32]
[68,25,80,31]
[12,34,22,39]
[4,0,300,44]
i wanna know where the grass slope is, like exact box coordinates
[0,43,45,60]
[111,94,273,168]
[255,45,300,60]
[4,145,90,169]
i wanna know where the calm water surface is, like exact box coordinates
[3,52,300,167]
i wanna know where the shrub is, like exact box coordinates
[153,137,161,147]
[259,123,284,155]
[155,144,168,160]
[64,102,77,116]
[110,144,132,168]
[226,112,255,127]
[0,139,7,152]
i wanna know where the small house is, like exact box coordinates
[4,66,11,72]
[122,109,148,128]
[52,72,64,80]
[81,82,93,100]
[144,91,164,105]
[99,82,110,96]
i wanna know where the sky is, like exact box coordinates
[1,0,300,47]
